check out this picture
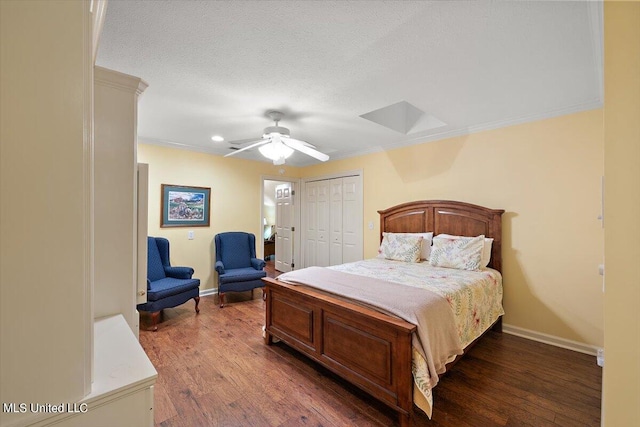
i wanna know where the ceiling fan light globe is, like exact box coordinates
[259,142,294,162]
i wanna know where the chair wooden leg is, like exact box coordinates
[194,296,200,313]
[219,292,225,308]
[150,311,160,332]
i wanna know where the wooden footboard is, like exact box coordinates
[264,277,417,427]
[264,200,505,426]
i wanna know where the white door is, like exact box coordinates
[330,178,343,265]
[136,163,148,306]
[316,180,331,267]
[304,181,317,267]
[275,183,294,272]
[341,175,363,263]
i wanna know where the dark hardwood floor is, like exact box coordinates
[264,259,278,279]
[139,272,601,427]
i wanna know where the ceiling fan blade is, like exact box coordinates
[227,137,265,145]
[283,136,317,148]
[224,139,269,157]
[283,138,329,162]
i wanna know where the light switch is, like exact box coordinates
[188,230,194,240]
[368,221,374,230]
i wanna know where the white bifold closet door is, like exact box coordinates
[341,176,361,263]
[304,175,362,268]
[330,179,343,265]
[304,180,330,267]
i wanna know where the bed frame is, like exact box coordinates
[263,200,504,426]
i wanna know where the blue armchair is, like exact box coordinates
[215,232,266,308]
[138,237,200,331]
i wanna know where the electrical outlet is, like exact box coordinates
[188,231,194,240]
[597,348,604,367]
[368,221,374,230]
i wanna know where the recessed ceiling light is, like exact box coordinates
[211,135,224,142]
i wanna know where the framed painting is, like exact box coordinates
[161,184,211,228]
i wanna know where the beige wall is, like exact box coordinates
[137,144,302,291]
[141,110,604,348]
[603,2,640,425]
[0,1,91,424]
[304,109,605,347]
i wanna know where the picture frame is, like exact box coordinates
[161,184,211,228]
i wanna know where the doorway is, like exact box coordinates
[262,177,300,273]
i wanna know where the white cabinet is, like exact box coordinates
[303,175,363,267]
[30,315,157,427]
[94,66,148,336]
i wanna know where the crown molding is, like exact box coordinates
[91,0,108,64]
[139,137,220,155]
[94,66,148,95]
[385,99,604,150]
[140,99,603,167]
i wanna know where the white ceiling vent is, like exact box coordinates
[360,101,446,135]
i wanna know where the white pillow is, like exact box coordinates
[377,233,423,263]
[379,232,433,260]
[437,234,493,268]
[429,235,485,270]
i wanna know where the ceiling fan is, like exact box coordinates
[224,111,329,165]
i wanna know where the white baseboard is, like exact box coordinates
[192,293,601,357]
[502,323,600,356]
[199,288,218,297]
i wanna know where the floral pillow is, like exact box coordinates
[429,234,485,270]
[378,233,423,263]
[437,234,493,267]
[378,232,433,260]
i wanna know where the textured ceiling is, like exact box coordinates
[96,1,603,167]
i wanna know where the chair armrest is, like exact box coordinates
[251,257,266,270]
[147,278,151,290]
[164,266,194,279]
[215,260,225,275]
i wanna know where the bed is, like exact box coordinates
[262,200,504,426]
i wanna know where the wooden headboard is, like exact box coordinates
[378,200,505,272]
